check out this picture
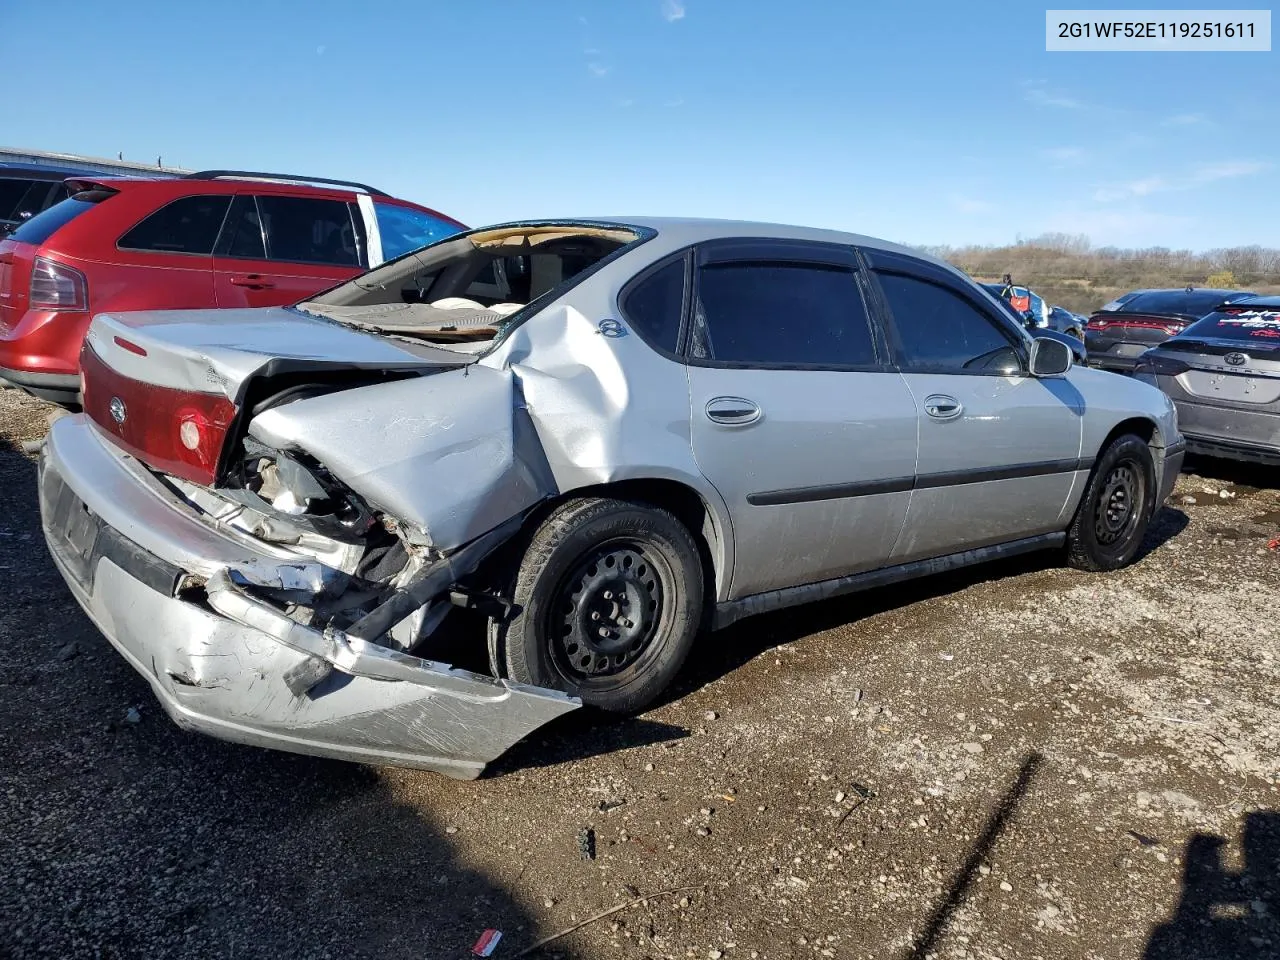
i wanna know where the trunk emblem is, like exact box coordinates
[1225,352,1248,366]
[109,397,127,425]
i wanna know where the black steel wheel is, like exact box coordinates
[1066,434,1157,572]
[491,498,704,712]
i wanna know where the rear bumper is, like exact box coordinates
[38,415,578,778]
[1168,397,1280,465]
[1184,435,1280,466]
[0,366,79,405]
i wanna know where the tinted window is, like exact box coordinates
[257,195,359,266]
[877,272,1022,374]
[218,195,267,259]
[118,194,231,254]
[1121,289,1254,318]
[374,202,460,261]
[8,195,108,246]
[1183,307,1280,342]
[693,261,877,366]
[0,179,31,219]
[622,259,686,353]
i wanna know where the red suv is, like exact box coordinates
[0,170,465,405]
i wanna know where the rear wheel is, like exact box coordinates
[490,498,703,712]
[1066,434,1156,571]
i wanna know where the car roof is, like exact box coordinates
[545,216,961,272]
[1224,294,1280,310]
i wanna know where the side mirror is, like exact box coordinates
[1030,337,1072,377]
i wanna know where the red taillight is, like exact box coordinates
[81,343,236,486]
[30,256,88,311]
[1088,317,1108,329]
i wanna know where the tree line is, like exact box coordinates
[920,234,1280,314]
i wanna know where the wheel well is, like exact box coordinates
[1100,417,1160,451]
[519,479,723,604]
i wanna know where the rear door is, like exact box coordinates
[212,192,365,308]
[863,250,1084,562]
[684,239,919,600]
[103,193,227,308]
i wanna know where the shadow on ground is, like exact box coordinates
[1145,812,1280,959]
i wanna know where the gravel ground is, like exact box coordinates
[1,386,1277,960]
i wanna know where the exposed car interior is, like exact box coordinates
[299,223,641,348]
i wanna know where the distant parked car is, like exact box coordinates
[0,170,465,405]
[40,217,1183,776]
[1085,287,1258,373]
[1134,295,1280,465]
[1048,305,1087,340]
[0,163,92,236]
[982,281,1050,329]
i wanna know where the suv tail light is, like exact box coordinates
[81,343,236,486]
[29,256,88,311]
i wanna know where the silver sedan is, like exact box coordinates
[40,217,1185,777]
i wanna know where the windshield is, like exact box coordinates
[299,221,650,350]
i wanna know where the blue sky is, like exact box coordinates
[2,1,1276,249]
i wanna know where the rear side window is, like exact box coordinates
[621,258,686,354]
[374,202,460,261]
[256,195,359,266]
[217,195,267,259]
[877,272,1022,375]
[693,261,877,367]
[9,194,112,246]
[118,194,231,255]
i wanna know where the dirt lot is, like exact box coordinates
[1,386,1277,960]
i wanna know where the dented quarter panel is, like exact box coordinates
[247,365,554,551]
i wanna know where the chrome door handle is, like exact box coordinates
[705,396,762,426]
[923,394,963,420]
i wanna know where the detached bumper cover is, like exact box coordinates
[39,415,579,779]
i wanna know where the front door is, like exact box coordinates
[864,252,1084,562]
[685,240,919,600]
[213,193,364,308]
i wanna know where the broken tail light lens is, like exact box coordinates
[81,343,236,486]
[30,256,88,311]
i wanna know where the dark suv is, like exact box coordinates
[0,170,465,404]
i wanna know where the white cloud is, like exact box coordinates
[1024,87,1082,109]
[1162,113,1207,126]
[950,195,993,215]
[587,61,610,78]
[661,0,686,22]
[1042,146,1087,165]
[1092,160,1268,202]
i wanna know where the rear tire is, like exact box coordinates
[489,498,703,713]
[1066,434,1156,571]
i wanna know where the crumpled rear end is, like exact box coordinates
[40,414,579,778]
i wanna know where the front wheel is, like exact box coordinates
[490,498,704,713]
[1065,434,1156,571]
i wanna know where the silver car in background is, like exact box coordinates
[1135,295,1280,464]
[40,218,1184,778]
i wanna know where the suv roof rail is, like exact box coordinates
[183,170,389,197]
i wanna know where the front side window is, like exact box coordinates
[621,258,686,354]
[692,261,877,366]
[877,272,1023,375]
[117,194,231,255]
[256,195,360,266]
[374,202,461,261]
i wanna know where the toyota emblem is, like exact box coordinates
[109,396,127,425]
[1224,352,1249,367]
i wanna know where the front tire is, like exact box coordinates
[1066,434,1156,571]
[491,498,704,712]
